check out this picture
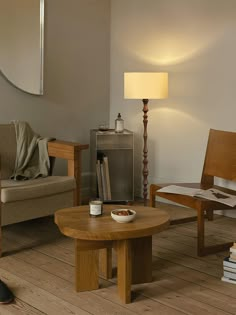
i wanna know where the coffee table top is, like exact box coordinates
[55,205,170,241]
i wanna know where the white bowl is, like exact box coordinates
[111,209,136,223]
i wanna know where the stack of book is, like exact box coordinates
[96,152,111,201]
[222,243,236,284]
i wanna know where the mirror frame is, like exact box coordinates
[0,0,44,95]
[39,0,44,95]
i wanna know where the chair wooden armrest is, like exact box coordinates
[47,140,89,206]
[47,140,89,160]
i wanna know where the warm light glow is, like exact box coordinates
[124,72,168,99]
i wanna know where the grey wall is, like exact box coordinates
[0,0,111,198]
[110,0,236,217]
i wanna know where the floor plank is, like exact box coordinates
[0,202,235,314]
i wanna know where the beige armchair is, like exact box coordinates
[0,124,88,256]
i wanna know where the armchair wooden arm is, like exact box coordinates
[47,140,89,206]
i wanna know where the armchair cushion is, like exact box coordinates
[1,176,76,203]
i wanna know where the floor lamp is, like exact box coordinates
[124,72,168,206]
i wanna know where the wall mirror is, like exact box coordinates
[0,0,44,95]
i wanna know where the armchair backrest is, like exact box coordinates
[0,124,16,179]
[201,129,236,187]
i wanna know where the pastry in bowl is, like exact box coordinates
[111,209,136,223]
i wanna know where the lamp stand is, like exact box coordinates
[142,98,149,206]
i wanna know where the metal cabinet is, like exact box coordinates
[90,129,134,202]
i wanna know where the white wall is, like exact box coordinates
[0,0,110,199]
[110,0,236,217]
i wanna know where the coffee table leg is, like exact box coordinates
[75,240,99,291]
[116,239,132,304]
[131,236,152,284]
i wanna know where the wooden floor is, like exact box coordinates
[0,203,236,314]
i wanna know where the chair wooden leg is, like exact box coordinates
[171,216,197,225]
[197,209,232,256]
[0,228,2,257]
[201,242,233,255]
[149,184,158,207]
[197,209,205,256]
[0,229,2,257]
[206,209,214,221]
[0,205,2,257]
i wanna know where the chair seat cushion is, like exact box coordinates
[1,176,76,203]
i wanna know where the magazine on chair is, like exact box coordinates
[157,185,236,207]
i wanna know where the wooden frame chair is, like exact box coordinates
[150,129,236,256]
[0,124,88,257]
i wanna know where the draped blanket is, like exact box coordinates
[11,121,54,180]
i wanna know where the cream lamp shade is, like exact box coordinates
[124,72,168,99]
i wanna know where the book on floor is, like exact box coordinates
[221,276,236,284]
[224,266,236,273]
[96,160,103,199]
[230,243,236,254]
[223,271,236,280]
[223,257,236,268]
[100,161,107,200]
[97,151,109,201]
[222,244,236,285]
[229,257,236,263]
[230,253,236,260]
[103,156,111,200]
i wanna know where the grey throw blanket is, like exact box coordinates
[11,121,54,180]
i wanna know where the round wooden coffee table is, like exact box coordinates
[55,204,169,303]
